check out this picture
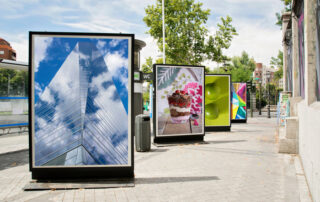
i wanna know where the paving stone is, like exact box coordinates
[0,117,312,201]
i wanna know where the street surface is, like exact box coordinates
[0,116,311,202]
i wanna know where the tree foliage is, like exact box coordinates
[143,0,237,65]
[211,51,255,82]
[0,69,28,96]
[141,56,153,73]
[275,0,292,27]
[270,50,283,81]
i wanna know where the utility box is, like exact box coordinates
[135,114,151,152]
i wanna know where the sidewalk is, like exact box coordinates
[0,117,311,202]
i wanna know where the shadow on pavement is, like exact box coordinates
[0,149,29,171]
[135,176,220,184]
[206,140,246,144]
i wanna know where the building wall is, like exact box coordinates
[297,101,320,202]
[0,38,16,61]
[283,0,320,201]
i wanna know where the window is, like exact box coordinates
[0,50,4,55]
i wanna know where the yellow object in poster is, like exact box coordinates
[205,75,231,127]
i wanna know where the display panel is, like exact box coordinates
[30,32,133,172]
[154,64,204,137]
[205,74,231,129]
[231,82,247,120]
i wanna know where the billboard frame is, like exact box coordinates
[28,31,135,180]
[204,74,231,132]
[153,64,205,143]
[231,82,248,123]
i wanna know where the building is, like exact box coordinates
[253,63,277,89]
[280,0,320,201]
[0,38,16,61]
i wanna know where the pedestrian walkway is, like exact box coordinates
[0,117,311,201]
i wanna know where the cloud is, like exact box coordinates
[223,22,282,66]
[140,36,161,65]
[34,37,53,72]
[104,51,128,87]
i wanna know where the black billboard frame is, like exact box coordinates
[204,74,232,132]
[231,82,248,123]
[152,64,205,143]
[28,31,135,180]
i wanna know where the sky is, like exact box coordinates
[0,0,285,69]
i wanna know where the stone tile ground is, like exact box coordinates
[0,117,311,202]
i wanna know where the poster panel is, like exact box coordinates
[231,82,247,120]
[205,74,231,128]
[154,64,205,137]
[29,32,133,179]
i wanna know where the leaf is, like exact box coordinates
[164,108,170,114]
[157,67,181,90]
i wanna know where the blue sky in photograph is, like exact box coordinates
[34,37,129,166]
[0,0,285,67]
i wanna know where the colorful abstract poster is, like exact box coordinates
[205,75,231,127]
[30,33,133,168]
[279,92,291,126]
[154,65,204,137]
[231,83,247,120]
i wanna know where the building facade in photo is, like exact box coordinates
[0,38,16,61]
[280,0,320,201]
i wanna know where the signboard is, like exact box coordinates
[153,64,205,142]
[231,82,247,122]
[142,73,153,81]
[29,32,134,179]
[205,74,231,131]
[134,71,141,81]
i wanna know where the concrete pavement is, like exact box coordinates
[0,117,312,202]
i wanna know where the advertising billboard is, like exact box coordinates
[153,64,205,142]
[231,82,247,122]
[29,32,134,179]
[205,74,231,131]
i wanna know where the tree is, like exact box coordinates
[212,51,255,82]
[143,0,237,65]
[275,0,292,28]
[270,50,283,81]
[141,56,153,73]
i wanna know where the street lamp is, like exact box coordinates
[162,0,166,64]
[266,71,271,118]
[258,79,262,115]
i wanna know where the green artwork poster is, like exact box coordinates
[205,75,231,127]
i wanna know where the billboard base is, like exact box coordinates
[24,178,134,190]
[153,135,204,144]
[205,126,231,132]
[31,167,134,181]
[231,119,247,123]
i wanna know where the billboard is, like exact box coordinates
[29,32,134,179]
[231,82,247,121]
[154,64,205,140]
[205,74,231,131]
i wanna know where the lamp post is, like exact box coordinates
[266,71,271,118]
[259,79,262,115]
[250,82,255,118]
[162,0,166,64]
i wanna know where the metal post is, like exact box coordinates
[259,82,261,115]
[250,86,253,118]
[162,0,166,64]
[7,74,10,96]
[268,81,271,118]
